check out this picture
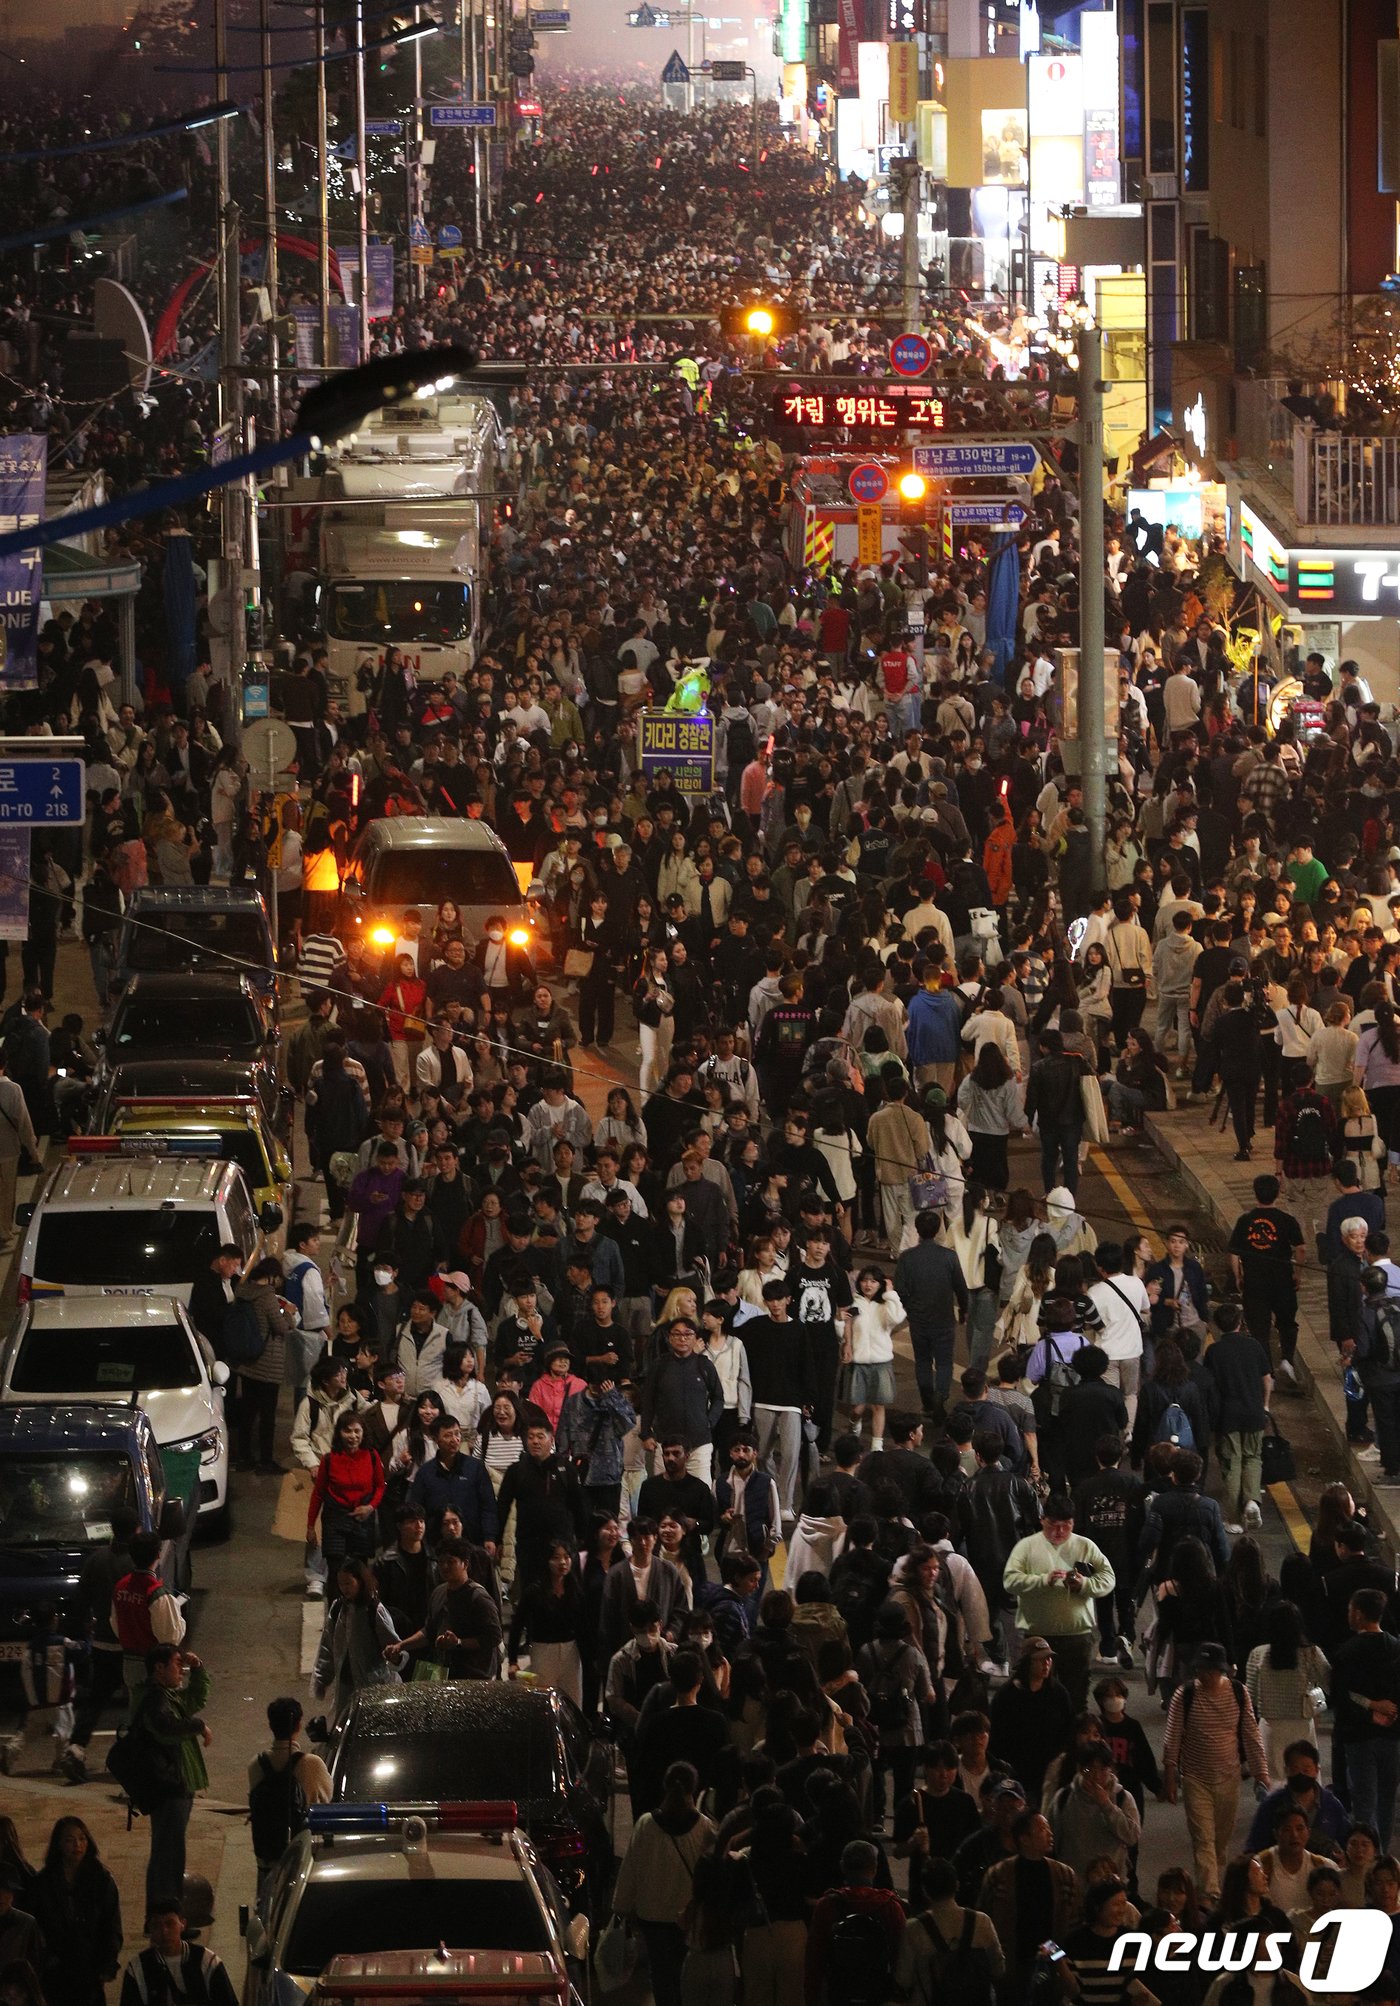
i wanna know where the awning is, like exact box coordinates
[42,541,142,602]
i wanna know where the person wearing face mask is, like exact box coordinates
[474,914,534,1008]
[1091,1677,1160,1883]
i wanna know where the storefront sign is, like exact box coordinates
[638,709,715,792]
[1289,550,1400,617]
[0,433,45,690]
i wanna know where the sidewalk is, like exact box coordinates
[1144,1105,1400,1557]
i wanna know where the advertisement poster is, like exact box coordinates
[365,242,395,322]
[0,433,46,691]
[0,829,31,938]
[836,0,859,94]
[981,110,1028,184]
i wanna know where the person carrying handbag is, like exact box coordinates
[1104,895,1153,1052]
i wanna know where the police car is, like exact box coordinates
[244,1802,589,2006]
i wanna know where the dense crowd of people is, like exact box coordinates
[4,70,1400,2006]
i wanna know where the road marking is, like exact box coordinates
[301,1599,322,1675]
[1085,1145,1165,1259]
[1268,1481,1311,1551]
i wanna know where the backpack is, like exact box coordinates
[220,1296,266,1367]
[1364,1300,1400,1373]
[866,1643,915,1739]
[1289,1098,1330,1168]
[1040,1333,1076,1419]
[912,1907,996,2006]
[725,713,756,772]
[281,1258,315,1322]
[249,1750,309,1863]
[1154,1399,1197,1451]
[827,1906,898,2006]
[106,1695,184,1813]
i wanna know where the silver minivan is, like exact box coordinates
[339,816,531,949]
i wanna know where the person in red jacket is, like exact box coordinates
[525,1343,588,1434]
[377,952,428,1094]
[307,1413,386,1574]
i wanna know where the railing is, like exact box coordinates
[1300,426,1400,527]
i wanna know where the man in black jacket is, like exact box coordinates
[1135,1447,1231,1580]
[495,1412,588,1590]
[956,1431,1042,1668]
[637,1436,718,1578]
[188,1244,242,1360]
[1056,1346,1129,1488]
[1024,1029,1087,1197]
[893,1210,970,1413]
[638,1318,724,1478]
[743,1277,816,1521]
[1073,1434,1145,1667]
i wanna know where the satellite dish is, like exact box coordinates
[93,278,152,397]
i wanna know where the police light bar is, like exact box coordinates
[68,1134,229,1158]
[110,1096,257,1109]
[307,1802,519,1836]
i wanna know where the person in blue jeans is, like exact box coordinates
[1330,1586,1400,1850]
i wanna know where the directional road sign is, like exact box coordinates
[631,3,658,18]
[945,500,1027,528]
[710,58,747,79]
[661,48,691,83]
[912,441,1039,476]
[430,103,497,127]
[0,759,85,826]
[364,118,404,136]
[848,461,890,504]
[889,331,933,377]
[532,9,571,25]
[438,224,463,248]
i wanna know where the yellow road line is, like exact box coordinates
[1085,1145,1166,1260]
[1267,1480,1311,1551]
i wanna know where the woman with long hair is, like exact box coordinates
[308,1410,387,1573]
[477,1390,527,1589]
[634,947,676,1096]
[845,1266,904,1449]
[1213,1853,1290,1932]
[597,1084,647,1156]
[996,1228,1060,1353]
[923,1086,974,1210]
[1151,1537,1234,1700]
[459,1187,507,1295]
[508,1538,585,1706]
[31,1816,123,2006]
[1338,1081,1384,1185]
[955,1042,1026,1192]
[0,1820,36,1904]
[1245,1599,1329,1773]
[580,1512,627,1715]
[613,1761,716,2006]
[938,1182,1002,1371]
[1354,999,1400,1171]
[1222,1534,1279,1678]
[1076,941,1114,1067]
[311,1558,403,1724]
[1108,1026,1170,1131]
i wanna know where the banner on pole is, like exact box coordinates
[365,243,395,322]
[0,829,31,937]
[0,434,46,690]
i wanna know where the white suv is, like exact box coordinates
[0,1298,230,1525]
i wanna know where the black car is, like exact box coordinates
[88,1055,290,1146]
[102,973,273,1064]
[326,1682,614,1912]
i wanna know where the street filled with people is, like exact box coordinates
[2,74,1400,2006]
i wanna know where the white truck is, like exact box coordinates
[307,391,499,716]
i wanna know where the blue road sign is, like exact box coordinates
[661,48,691,83]
[532,9,571,25]
[430,103,498,127]
[0,759,85,826]
[848,461,890,504]
[945,501,1024,528]
[912,441,1040,476]
[364,118,404,136]
[438,223,464,248]
[889,331,933,377]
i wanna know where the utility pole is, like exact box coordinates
[355,0,371,359]
[316,0,330,365]
[410,4,425,302]
[215,0,247,733]
[260,0,279,419]
[1078,321,1106,894]
[466,0,482,248]
[901,149,920,331]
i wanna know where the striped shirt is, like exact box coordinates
[1164,1674,1269,1785]
[298,931,346,999]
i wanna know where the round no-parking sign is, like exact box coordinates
[848,462,890,503]
[889,332,932,377]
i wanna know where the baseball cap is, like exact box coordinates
[441,1271,472,1292]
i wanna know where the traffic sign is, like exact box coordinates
[532,8,570,24]
[944,500,1027,529]
[889,331,933,377]
[709,58,747,79]
[0,759,86,827]
[912,441,1040,476]
[630,4,669,19]
[409,220,431,244]
[364,118,404,136]
[857,504,883,566]
[661,48,690,83]
[430,103,497,127]
[243,720,299,793]
[438,224,463,248]
[848,461,890,504]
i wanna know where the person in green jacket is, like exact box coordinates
[129,1645,212,1915]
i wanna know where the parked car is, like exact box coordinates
[118,885,278,1019]
[326,1683,613,1913]
[0,1297,230,1527]
[0,1403,191,1651]
[245,1801,589,2006]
